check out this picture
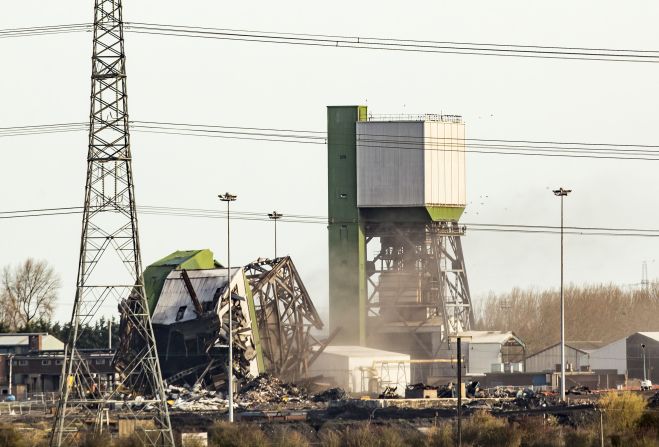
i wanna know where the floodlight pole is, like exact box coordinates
[642,343,648,382]
[268,211,283,259]
[219,192,237,423]
[553,187,571,401]
[457,336,462,447]
[450,334,470,447]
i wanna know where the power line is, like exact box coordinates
[3,204,659,238]
[4,121,659,161]
[2,22,659,63]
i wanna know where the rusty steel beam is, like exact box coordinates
[245,257,326,382]
[181,269,204,315]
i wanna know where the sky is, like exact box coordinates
[2,1,659,324]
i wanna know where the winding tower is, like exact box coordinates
[327,106,474,381]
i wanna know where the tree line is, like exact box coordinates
[476,283,659,354]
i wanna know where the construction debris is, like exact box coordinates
[167,385,228,412]
[245,257,339,382]
[567,385,592,395]
[237,374,307,406]
[312,387,347,402]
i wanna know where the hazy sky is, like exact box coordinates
[2,1,659,324]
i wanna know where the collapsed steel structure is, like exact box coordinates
[245,257,338,382]
[141,252,333,388]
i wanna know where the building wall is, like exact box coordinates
[356,120,466,209]
[590,338,627,374]
[327,106,368,345]
[357,121,425,207]
[423,120,466,207]
[468,343,502,374]
[525,345,589,373]
[308,348,410,396]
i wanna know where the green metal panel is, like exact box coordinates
[143,249,219,314]
[327,106,368,346]
[359,206,463,223]
[243,271,265,373]
[425,206,465,222]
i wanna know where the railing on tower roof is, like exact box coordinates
[367,113,462,123]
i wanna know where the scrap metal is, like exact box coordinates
[245,257,338,382]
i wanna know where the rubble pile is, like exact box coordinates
[313,387,347,402]
[236,374,348,409]
[167,385,228,411]
[567,385,591,395]
[237,374,308,406]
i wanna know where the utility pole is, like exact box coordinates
[642,343,648,383]
[8,355,13,397]
[50,1,173,445]
[219,192,237,423]
[553,187,571,402]
[457,337,462,447]
[450,334,471,447]
[268,211,283,258]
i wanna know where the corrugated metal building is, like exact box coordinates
[589,332,659,381]
[525,342,594,373]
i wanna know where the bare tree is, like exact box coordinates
[1,259,60,330]
[476,283,659,354]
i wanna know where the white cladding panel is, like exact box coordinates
[357,121,424,207]
[356,121,466,208]
[151,267,244,325]
[424,121,466,207]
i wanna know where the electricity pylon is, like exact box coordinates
[50,1,174,445]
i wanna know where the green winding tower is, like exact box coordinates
[327,105,474,381]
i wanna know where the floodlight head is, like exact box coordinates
[219,192,237,202]
[268,211,283,220]
[553,188,572,197]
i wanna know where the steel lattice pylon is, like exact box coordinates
[50,1,174,445]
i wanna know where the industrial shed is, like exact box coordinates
[590,332,659,381]
[459,331,525,374]
[308,345,411,396]
[525,342,603,373]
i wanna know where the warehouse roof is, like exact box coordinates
[144,249,222,313]
[459,331,525,347]
[637,332,659,342]
[528,341,601,358]
[0,333,64,350]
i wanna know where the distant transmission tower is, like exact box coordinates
[642,260,650,292]
[50,1,174,445]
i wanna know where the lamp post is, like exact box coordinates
[642,343,648,383]
[268,211,283,259]
[219,192,237,422]
[450,334,471,447]
[553,187,571,401]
